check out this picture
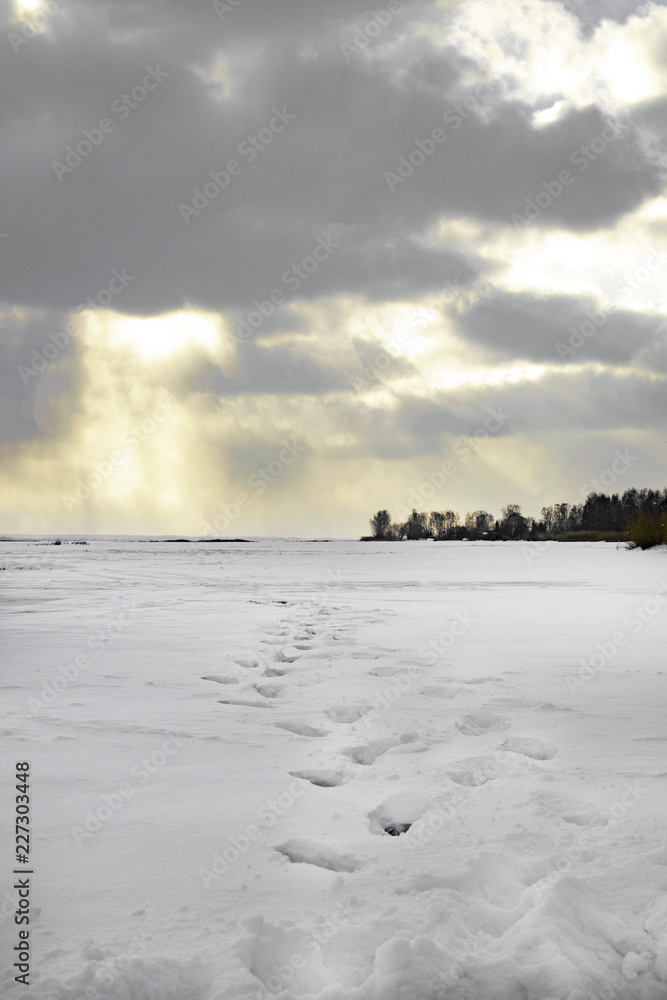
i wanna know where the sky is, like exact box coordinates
[1,0,666,537]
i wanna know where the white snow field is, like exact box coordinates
[2,538,667,1000]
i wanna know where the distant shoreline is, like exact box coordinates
[360,532,628,543]
[0,534,649,544]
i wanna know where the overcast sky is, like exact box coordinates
[1,0,666,536]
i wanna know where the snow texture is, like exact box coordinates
[2,538,667,999]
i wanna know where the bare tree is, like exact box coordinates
[500,503,527,538]
[429,510,460,539]
[465,510,494,537]
[404,509,431,539]
[369,510,392,539]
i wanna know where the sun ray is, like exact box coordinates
[103,309,225,361]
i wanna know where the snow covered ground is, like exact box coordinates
[2,538,667,1000]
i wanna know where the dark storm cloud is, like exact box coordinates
[549,0,667,32]
[325,368,667,460]
[456,290,667,369]
[437,369,667,435]
[350,337,421,381]
[209,341,351,397]
[0,0,662,320]
[276,237,480,304]
[0,306,79,443]
[176,329,421,401]
[0,0,665,535]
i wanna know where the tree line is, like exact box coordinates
[365,487,667,548]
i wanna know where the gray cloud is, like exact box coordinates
[0,1,662,321]
[323,368,667,461]
[1,0,666,534]
[456,290,667,369]
[0,306,79,443]
[209,341,351,397]
[549,0,667,32]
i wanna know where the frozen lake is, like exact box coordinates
[2,539,667,999]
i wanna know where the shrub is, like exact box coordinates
[628,511,667,549]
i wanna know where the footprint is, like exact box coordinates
[275,839,359,872]
[237,918,331,996]
[383,823,411,836]
[236,657,261,669]
[531,791,607,827]
[325,705,371,724]
[275,721,330,738]
[275,650,301,664]
[288,769,350,787]
[345,733,420,765]
[421,685,458,699]
[202,674,237,685]
[389,733,428,755]
[263,666,292,677]
[344,738,399,765]
[501,738,558,761]
[447,756,501,786]
[218,698,273,709]
[253,683,283,699]
[290,649,333,661]
[368,793,429,837]
[369,666,399,677]
[456,709,508,736]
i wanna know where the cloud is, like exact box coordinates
[0,0,666,535]
[209,341,351,397]
[323,367,667,462]
[0,1,662,321]
[549,0,667,32]
[0,305,80,443]
[455,289,667,369]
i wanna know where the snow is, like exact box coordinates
[2,538,667,999]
